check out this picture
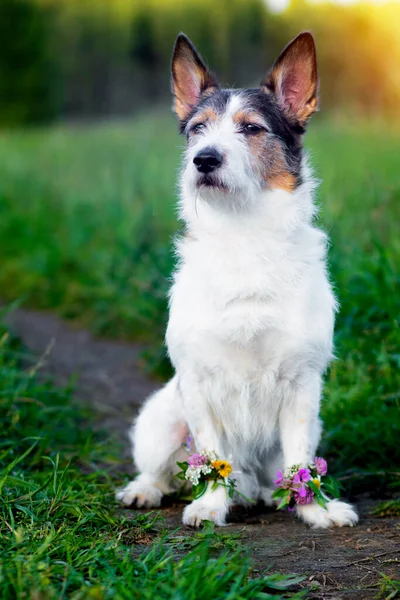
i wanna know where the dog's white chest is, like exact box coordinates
[174,234,297,333]
[167,218,335,392]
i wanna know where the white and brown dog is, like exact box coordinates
[117,32,358,529]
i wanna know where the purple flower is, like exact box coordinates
[296,484,308,498]
[293,468,311,483]
[294,488,314,505]
[274,469,285,487]
[185,435,192,452]
[188,453,207,468]
[314,457,328,476]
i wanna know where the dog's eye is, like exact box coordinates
[242,124,264,135]
[191,123,205,134]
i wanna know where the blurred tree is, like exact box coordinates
[0,0,59,126]
[130,10,158,69]
[1,0,399,121]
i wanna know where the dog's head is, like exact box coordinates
[172,32,318,211]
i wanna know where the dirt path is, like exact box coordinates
[6,308,399,599]
[158,499,399,599]
[6,307,157,437]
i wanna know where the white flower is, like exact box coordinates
[201,465,212,475]
[185,467,201,486]
[184,449,221,488]
[203,449,217,462]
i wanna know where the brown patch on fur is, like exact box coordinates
[172,35,218,121]
[232,110,265,127]
[191,107,218,128]
[247,135,296,192]
[262,32,318,126]
[232,110,247,125]
[268,167,296,192]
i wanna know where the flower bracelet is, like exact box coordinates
[175,436,253,501]
[176,448,239,500]
[177,436,340,510]
[272,457,342,510]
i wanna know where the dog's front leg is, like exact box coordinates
[279,373,322,469]
[279,372,358,528]
[179,373,231,527]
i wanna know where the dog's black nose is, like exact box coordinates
[193,148,223,174]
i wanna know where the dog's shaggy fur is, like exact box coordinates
[117,32,358,528]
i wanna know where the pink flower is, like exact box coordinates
[314,457,328,476]
[296,484,308,498]
[293,468,311,484]
[274,469,285,487]
[188,453,207,468]
[294,488,314,505]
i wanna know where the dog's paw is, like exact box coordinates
[326,499,359,527]
[182,500,228,527]
[297,499,358,529]
[116,481,163,508]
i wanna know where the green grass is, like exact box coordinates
[377,574,400,600]
[0,111,399,474]
[0,319,306,599]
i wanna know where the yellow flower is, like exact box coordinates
[312,477,321,489]
[212,460,232,478]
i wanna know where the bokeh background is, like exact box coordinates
[1,0,399,474]
[2,0,400,122]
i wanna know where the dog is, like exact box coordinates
[117,31,358,529]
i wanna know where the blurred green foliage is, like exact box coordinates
[0,0,59,126]
[1,0,400,125]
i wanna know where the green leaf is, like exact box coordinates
[315,495,327,509]
[176,461,188,471]
[211,480,219,492]
[272,487,287,499]
[193,480,207,499]
[202,520,215,535]
[324,476,342,498]
[277,493,290,510]
[0,441,38,496]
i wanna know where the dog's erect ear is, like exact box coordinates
[171,33,218,122]
[261,32,318,127]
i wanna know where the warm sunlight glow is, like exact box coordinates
[265,0,393,12]
[265,0,290,13]
[309,0,391,4]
